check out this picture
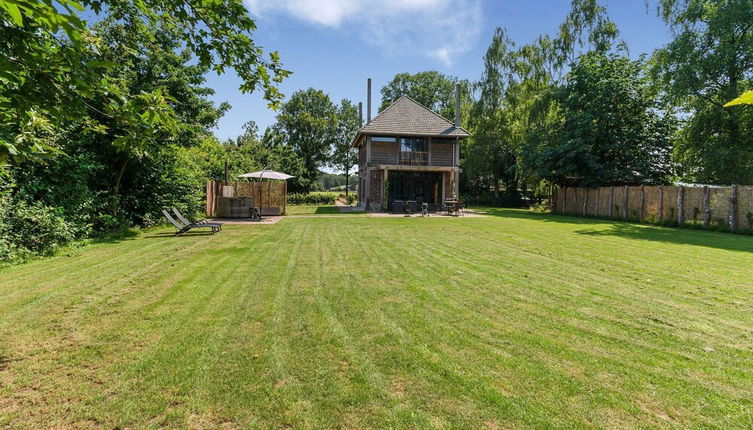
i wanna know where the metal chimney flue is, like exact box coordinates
[358,102,363,127]
[454,83,461,128]
[367,78,372,123]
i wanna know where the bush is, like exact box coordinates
[0,196,75,264]
[287,193,337,205]
[462,191,524,208]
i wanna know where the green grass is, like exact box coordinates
[286,205,341,215]
[286,205,366,215]
[1,210,753,428]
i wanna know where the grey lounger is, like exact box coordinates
[162,210,221,236]
[172,207,222,231]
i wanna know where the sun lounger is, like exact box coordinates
[162,210,221,236]
[172,207,221,231]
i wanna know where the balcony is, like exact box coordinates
[399,151,428,166]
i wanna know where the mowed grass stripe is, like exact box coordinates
[1,210,752,428]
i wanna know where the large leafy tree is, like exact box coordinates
[8,19,234,229]
[0,0,289,164]
[466,28,518,199]
[272,88,338,191]
[330,100,359,197]
[468,0,623,197]
[532,53,676,186]
[379,71,468,120]
[651,0,753,184]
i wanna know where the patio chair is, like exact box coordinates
[172,207,221,231]
[162,210,221,236]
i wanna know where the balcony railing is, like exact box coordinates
[399,151,428,166]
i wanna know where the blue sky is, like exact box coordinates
[205,0,672,141]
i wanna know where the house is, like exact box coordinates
[352,84,471,211]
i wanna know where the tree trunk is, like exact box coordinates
[344,169,349,197]
[110,157,130,217]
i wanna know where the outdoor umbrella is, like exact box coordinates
[238,170,295,180]
[237,170,295,215]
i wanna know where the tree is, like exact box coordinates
[272,88,338,192]
[466,28,519,200]
[7,18,235,230]
[466,0,623,200]
[533,53,676,186]
[651,0,753,184]
[379,71,466,120]
[330,100,359,197]
[0,0,290,164]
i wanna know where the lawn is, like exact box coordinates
[1,210,752,428]
[286,205,365,215]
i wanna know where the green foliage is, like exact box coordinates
[465,28,518,198]
[0,195,75,264]
[465,0,625,199]
[287,193,337,205]
[379,71,470,120]
[461,191,524,208]
[314,173,357,191]
[531,53,676,186]
[0,10,255,263]
[0,0,289,165]
[651,0,753,184]
[270,88,339,192]
[330,99,359,195]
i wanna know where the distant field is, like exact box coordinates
[1,210,752,428]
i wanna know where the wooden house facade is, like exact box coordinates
[352,94,471,211]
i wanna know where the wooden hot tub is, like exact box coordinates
[216,196,253,218]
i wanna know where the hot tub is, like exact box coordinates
[217,196,253,218]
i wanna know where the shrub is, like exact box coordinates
[0,196,75,264]
[462,191,524,208]
[287,193,337,205]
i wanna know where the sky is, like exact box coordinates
[205,0,673,141]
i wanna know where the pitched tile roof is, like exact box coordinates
[354,96,471,144]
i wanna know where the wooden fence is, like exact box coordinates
[206,180,287,216]
[552,185,753,232]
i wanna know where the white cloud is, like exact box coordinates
[246,0,482,66]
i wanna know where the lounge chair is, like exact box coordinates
[162,210,222,236]
[172,207,221,231]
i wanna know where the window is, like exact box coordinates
[400,137,427,152]
[432,138,454,145]
[372,136,396,143]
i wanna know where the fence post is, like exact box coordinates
[677,185,685,225]
[703,186,711,227]
[573,188,577,215]
[583,188,589,216]
[623,185,629,220]
[639,185,645,222]
[206,180,213,217]
[609,187,614,218]
[551,186,556,212]
[730,185,739,232]
[658,185,664,223]
[561,187,567,213]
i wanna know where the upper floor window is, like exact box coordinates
[372,136,396,143]
[432,138,454,145]
[400,137,427,152]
